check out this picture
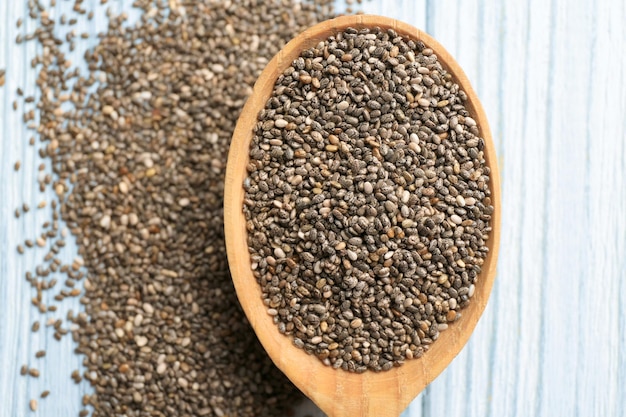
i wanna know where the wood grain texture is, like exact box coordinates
[1,0,625,416]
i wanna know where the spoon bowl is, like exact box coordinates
[224,14,501,417]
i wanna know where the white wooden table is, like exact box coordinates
[1,0,625,416]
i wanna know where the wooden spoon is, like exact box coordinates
[224,14,501,417]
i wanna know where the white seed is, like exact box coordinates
[469,284,476,298]
[336,100,349,110]
[135,335,148,347]
[156,363,167,374]
[128,213,139,226]
[408,141,421,153]
[274,247,286,259]
[274,118,288,128]
[310,336,322,344]
[143,303,154,315]
[99,215,111,229]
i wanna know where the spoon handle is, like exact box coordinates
[322,396,402,417]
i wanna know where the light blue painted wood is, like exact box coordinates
[1,0,625,416]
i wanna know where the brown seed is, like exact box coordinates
[30,399,38,411]
[447,310,457,322]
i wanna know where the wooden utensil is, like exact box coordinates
[224,14,501,417]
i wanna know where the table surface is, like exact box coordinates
[1,0,625,416]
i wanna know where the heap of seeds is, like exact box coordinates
[8,0,362,415]
[244,27,494,373]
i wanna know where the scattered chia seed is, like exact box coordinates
[9,0,360,415]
